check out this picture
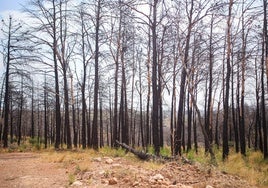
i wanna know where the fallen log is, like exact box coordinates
[115,140,187,163]
[115,140,151,160]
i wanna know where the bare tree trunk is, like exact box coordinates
[17,76,23,146]
[254,56,262,151]
[263,0,268,159]
[92,0,101,150]
[222,0,233,160]
[70,74,77,148]
[120,28,129,145]
[233,54,239,153]
[239,4,247,155]
[138,54,144,148]
[44,74,48,148]
[206,14,214,150]
[152,0,160,155]
[3,16,12,148]
[79,9,88,149]
[175,0,194,156]
[0,78,5,141]
[53,0,61,150]
[100,96,104,148]
[187,91,192,152]
[31,80,35,139]
[146,22,151,151]
[170,41,178,155]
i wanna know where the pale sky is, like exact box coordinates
[0,0,28,78]
[0,0,27,12]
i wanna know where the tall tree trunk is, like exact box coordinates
[81,9,87,149]
[254,56,262,151]
[239,5,247,156]
[130,51,136,147]
[146,22,151,150]
[0,77,5,141]
[233,54,239,153]
[87,83,92,147]
[100,96,104,148]
[109,87,113,147]
[158,26,166,148]
[70,74,77,148]
[63,70,71,149]
[222,0,233,160]
[10,97,13,144]
[263,0,268,159]
[138,56,144,148]
[206,14,214,149]
[175,0,194,156]
[152,0,160,155]
[187,91,192,152]
[92,0,101,150]
[17,76,23,146]
[44,74,48,148]
[120,29,129,145]
[31,80,35,139]
[53,0,61,150]
[3,16,12,148]
[59,0,71,149]
[112,0,122,148]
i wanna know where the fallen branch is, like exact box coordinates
[116,140,151,160]
[115,140,191,164]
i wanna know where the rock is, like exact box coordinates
[152,173,164,181]
[206,185,214,188]
[133,181,139,186]
[162,180,170,186]
[108,177,118,185]
[93,157,102,162]
[123,178,130,183]
[105,158,114,164]
[99,170,105,175]
[149,174,166,184]
[101,179,108,184]
[71,181,83,186]
[112,163,121,167]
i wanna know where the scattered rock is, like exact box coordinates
[99,170,106,176]
[133,181,139,186]
[101,179,108,184]
[112,163,121,167]
[105,158,114,164]
[71,180,83,186]
[206,185,214,188]
[108,177,118,185]
[93,157,102,162]
[151,173,164,181]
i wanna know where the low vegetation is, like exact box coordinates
[0,140,267,187]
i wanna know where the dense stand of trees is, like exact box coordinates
[0,0,268,160]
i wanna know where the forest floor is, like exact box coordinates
[0,150,262,188]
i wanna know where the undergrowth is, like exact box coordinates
[1,139,267,187]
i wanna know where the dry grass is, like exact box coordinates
[184,147,268,187]
[1,141,267,187]
[218,150,268,187]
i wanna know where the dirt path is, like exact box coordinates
[0,153,68,188]
[0,152,258,188]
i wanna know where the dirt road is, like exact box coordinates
[0,153,68,187]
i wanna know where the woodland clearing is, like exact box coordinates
[0,147,265,188]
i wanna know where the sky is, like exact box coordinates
[0,0,28,78]
[0,0,26,12]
